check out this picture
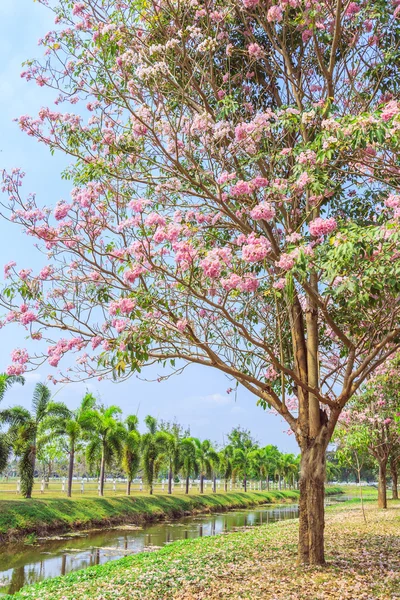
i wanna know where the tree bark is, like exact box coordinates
[99,449,105,497]
[298,441,327,566]
[243,475,247,492]
[391,458,398,500]
[213,475,216,493]
[185,475,189,494]
[378,460,388,509]
[67,446,74,498]
[224,479,228,492]
[126,479,131,496]
[168,467,173,494]
[200,473,204,493]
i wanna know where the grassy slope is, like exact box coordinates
[8,495,399,600]
[0,488,333,543]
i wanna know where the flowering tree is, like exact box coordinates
[2,0,400,564]
[337,357,400,508]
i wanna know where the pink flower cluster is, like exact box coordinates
[381,100,399,122]
[241,234,271,263]
[248,43,263,60]
[200,247,232,279]
[47,337,86,368]
[250,201,275,221]
[276,252,295,271]
[54,202,71,221]
[309,217,337,237]
[7,348,30,376]
[221,273,259,292]
[108,297,136,315]
[267,5,283,22]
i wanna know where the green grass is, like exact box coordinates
[6,493,399,600]
[0,487,342,543]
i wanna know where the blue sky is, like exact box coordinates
[0,0,297,451]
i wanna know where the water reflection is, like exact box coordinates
[0,504,299,596]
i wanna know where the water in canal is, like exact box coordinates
[0,503,299,595]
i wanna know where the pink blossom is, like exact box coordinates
[54,202,71,220]
[230,180,252,196]
[109,297,136,315]
[345,2,360,17]
[242,236,271,262]
[273,278,286,289]
[381,100,399,122]
[248,43,263,60]
[176,319,188,332]
[91,336,102,350]
[11,348,29,364]
[276,253,295,271]
[20,311,37,325]
[309,217,337,237]
[48,354,61,367]
[39,265,53,280]
[296,172,311,189]
[4,261,16,279]
[18,269,32,281]
[242,0,259,7]
[267,5,283,22]
[6,363,26,376]
[250,202,275,221]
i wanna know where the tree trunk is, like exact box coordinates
[278,474,281,490]
[243,475,247,492]
[224,479,228,492]
[168,467,173,494]
[378,460,388,509]
[185,475,189,494]
[298,443,327,566]
[67,446,74,498]
[99,449,105,497]
[213,475,216,493]
[266,477,269,491]
[126,479,131,496]
[200,474,204,493]
[391,458,398,500]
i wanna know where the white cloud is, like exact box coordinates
[191,393,232,406]
[23,372,43,384]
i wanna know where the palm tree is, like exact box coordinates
[140,415,167,495]
[0,374,25,473]
[281,453,299,489]
[232,442,253,492]
[1,383,67,498]
[249,448,268,490]
[161,431,182,494]
[262,445,281,490]
[180,437,198,494]
[41,392,97,497]
[193,439,218,493]
[122,415,141,496]
[219,445,233,492]
[82,404,125,496]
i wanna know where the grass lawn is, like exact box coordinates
[6,495,399,600]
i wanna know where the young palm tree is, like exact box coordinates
[262,445,281,490]
[219,445,233,492]
[193,439,218,493]
[232,439,254,492]
[40,392,97,497]
[180,437,198,494]
[1,383,67,498]
[0,374,24,473]
[161,431,181,494]
[81,404,125,496]
[122,415,141,496]
[140,415,167,495]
